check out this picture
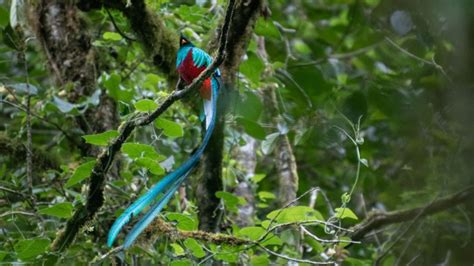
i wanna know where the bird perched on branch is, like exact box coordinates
[107,34,222,248]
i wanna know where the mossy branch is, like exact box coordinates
[78,0,179,82]
[349,186,474,241]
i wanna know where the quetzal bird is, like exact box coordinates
[107,35,221,248]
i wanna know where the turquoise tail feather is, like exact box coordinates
[107,78,220,248]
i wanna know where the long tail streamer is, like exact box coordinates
[107,77,220,248]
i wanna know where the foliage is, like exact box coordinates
[0,0,473,265]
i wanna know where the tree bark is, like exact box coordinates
[197,0,266,231]
[27,0,119,251]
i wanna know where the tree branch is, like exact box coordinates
[349,186,474,241]
[143,218,250,246]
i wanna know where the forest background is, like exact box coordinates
[0,0,473,265]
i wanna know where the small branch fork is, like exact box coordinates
[51,0,236,252]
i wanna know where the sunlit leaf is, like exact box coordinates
[216,191,246,212]
[335,207,358,220]
[155,118,184,138]
[39,202,73,218]
[255,17,280,39]
[82,130,119,146]
[121,143,164,160]
[166,213,198,231]
[103,31,122,41]
[65,161,95,188]
[170,243,185,256]
[267,206,324,223]
[136,157,165,175]
[240,52,264,84]
[184,238,206,258]
[14,238,50,260]
[237,226,282,246]
[134,99,158,112]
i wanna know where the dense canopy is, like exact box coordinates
[0,0,473,265]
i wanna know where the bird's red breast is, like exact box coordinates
[178,50,212,100]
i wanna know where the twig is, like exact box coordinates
[259,187,319,243]
[300,226,360,244]
[265,219,353,237]
[384,36,452,83]
[105,8,137,41]
[257,243,334,265]
[0,211,37,218]
[289,43,381,68]
[90,245,124,264]
[0,186,27,197]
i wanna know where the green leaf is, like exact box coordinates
[0,251,7,261]
[52,96,76,113]
[267,206,324,223]
[345,257,373,266]
[240,52,264,84]
[342,91,368,124]
[0,7,9,28]
[144,73,164,91]
[103,73,133,102]
[82,130,119,146]
[258,191,276,202]
[14,238,50,260]
[121,143,164,160]
[255,17,280,39]
[166,213,198,231]
[103,31,122,41]
[9,83,38,95]
[251,174,266,183]
[214,245,239,263]
[334,207,358,220]
[170,243,185,256]
[237,226,282,246]
[184,238,206,258]
[103,73,121,92]
[293,39,312,55]
[235,90,263,121]
[170,259,193,266]
[216,191,246,212]
[2,24,21,51]
[250,255,270,266]
[134,99,158,112]
[135,157,165,175]
[155,118,184,138]
[236,117,266,140]
[261,133,280,155]
[65,161,95,188]
[236,226,265,241]
[39,202,73,218]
